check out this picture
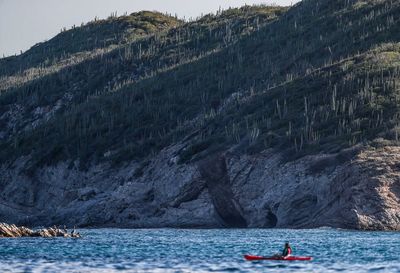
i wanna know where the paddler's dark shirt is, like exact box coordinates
[282,247,292,257]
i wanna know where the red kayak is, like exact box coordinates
[244,255,312,261]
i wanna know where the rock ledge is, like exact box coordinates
[0,223,80,238]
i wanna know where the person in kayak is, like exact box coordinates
[282,242,292,257]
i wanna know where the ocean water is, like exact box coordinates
[0,228,399,273]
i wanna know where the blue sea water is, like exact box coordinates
[0,228,399,273]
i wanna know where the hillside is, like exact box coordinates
[0,5,286,167]
[0,1,399,230]
[0,11,181,78]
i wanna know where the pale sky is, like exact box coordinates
[0,0,299,57]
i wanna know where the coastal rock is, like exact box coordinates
[0,222,80,238]
[0,144,399,230]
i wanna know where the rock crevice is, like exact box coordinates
[199,155,247,228]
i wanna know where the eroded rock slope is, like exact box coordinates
[1,144,399,230]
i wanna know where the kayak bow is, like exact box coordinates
[244,255,312,261]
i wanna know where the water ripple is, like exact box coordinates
[0,229,399,272]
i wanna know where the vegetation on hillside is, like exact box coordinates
[0,11,182,93]
[0,11,181,77]
[1,0,400,171]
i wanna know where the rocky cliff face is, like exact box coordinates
[1,143,399,230]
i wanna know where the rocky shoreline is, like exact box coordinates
[0,144,399,231]
[0,223,80,238]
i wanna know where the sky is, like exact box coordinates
[0,0,300,57]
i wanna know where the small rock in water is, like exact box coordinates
[0,223,81,238]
